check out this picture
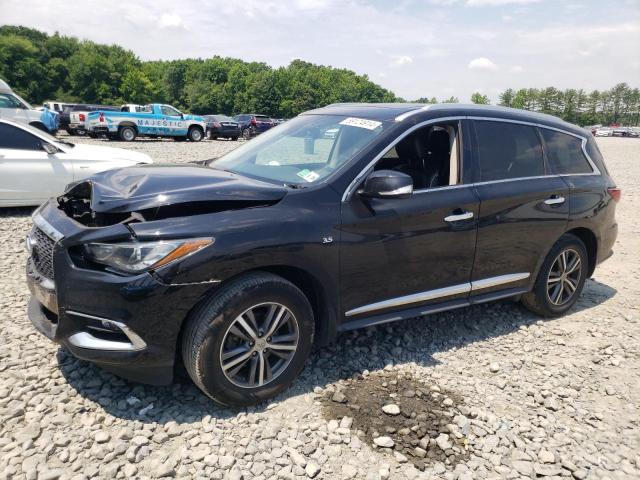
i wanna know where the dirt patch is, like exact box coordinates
[319,370,471,471]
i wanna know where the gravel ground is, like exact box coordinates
[0,135,638,480]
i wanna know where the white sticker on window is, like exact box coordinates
[339,117,382,130]
[296,169,320,183]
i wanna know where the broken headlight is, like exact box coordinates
[83,238,213,274]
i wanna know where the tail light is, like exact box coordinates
[79,113,85,121]
[250,118,257,126]
[99,112,105,123]
[213,122,221,128]
[608,187,621,202]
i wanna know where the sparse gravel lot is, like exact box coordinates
[0,135,638,480]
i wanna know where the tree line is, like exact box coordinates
[496,85,640,126]
[1,26,637,125]
[0,25,396,118]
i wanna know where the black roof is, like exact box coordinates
[306,103,586,136]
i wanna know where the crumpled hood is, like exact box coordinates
[77,165,288,213]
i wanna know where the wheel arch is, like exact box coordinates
[173,265,337,378]
[118,121,138,132]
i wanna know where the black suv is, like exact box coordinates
[26,103,619,406]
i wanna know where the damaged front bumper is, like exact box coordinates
[25,202,214,385]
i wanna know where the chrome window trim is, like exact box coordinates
[342,116,465,202]
[413,183,471,194]
[343,115,601,202]
[345,272,530,317]
[469,116,600,176]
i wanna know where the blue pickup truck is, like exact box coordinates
[87,104,207,142]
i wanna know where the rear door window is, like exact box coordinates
[474,120,544,181]
[540,129,593,174]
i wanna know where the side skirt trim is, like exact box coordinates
[344,272,530,317]
[338,286,528,332]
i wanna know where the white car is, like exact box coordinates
[0,119,153,207]
[594,128,612,137]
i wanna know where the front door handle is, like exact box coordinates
[444,211,474,222]
[544,195,566,205]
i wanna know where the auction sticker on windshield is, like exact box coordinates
[297,169,320,182]
[339,117,382,130]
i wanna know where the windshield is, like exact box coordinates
[212,114,387,185]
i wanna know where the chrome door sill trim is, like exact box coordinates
[471,272,530,291]
[345,272,530,317]
[346,282,471,317]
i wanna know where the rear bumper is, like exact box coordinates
[88,126,110,134]
[597,221,618,265]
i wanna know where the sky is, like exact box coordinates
[1,0,639,102]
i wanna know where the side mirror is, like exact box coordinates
[41,142,58,154]
[359,170,413,199]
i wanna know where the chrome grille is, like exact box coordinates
[31,227,55,280]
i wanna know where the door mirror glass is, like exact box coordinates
[359,170,413,199]
[41,142,58,154]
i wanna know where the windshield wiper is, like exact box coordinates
[57,140,75,148]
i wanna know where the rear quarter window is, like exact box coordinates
[540,129,593,175]
[475,120,545,181]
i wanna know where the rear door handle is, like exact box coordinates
[544,195,566,205]
[444,211,474,222]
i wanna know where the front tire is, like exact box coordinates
[118,126,137,142]
[181,272,314,407]
[242,128,252,140]
[521,234,588,317]
[188,126,204,142]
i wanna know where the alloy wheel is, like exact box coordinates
[220,303,299,388]
[546,248,582,306]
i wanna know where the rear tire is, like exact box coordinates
[188,126,204,142]
[181,272,314,407]
[521,234,588,317]
[242,128,251,140]
[118,126,137,142]
[231,136,238,141]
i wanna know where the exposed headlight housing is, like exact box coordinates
[83,238,213,274]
